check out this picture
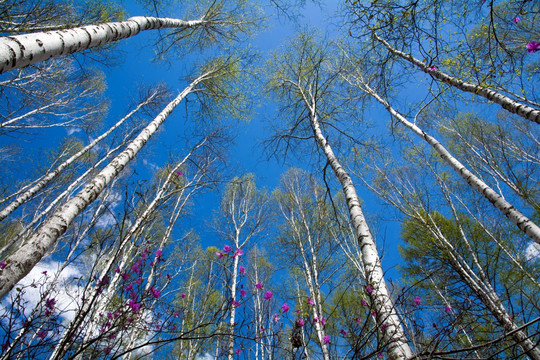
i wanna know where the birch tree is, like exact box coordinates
[355,141,540,359]
[0,55,242,298]
[213,174,269,360]
[340,66,540,244]
[268,33,414,360]
[0,0,258,74]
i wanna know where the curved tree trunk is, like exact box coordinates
[359,81,540,244]
[0,72,210,299]
[373,33,540,125]
[298,87,414,359]
[0,16,206,74]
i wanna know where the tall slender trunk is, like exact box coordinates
[373,33,540,125]
[0,90,157,223]
[0,72,211,299]
[358,81,540,244]
[0,16,207,73]
[299,88,414,359]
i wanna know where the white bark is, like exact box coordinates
[0,16,206,74]
[0,73,208,299]
[374,34,540,125]
[297,87,413,359]
[358,81,540,245]
[0,91,157,223]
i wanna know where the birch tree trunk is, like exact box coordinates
[352,79,540,244]
[0,71,210,299]
[298,88,414,359]
[0,90,157,223]
[0,16,207,73]
[373,34,540,125]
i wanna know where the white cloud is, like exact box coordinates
[525,242,540,261]
[67,127,82,135]
[142,159,160,173]
[4,260,83,322]
[196,353,215,360]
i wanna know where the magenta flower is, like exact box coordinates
[136,277,142,285]
[377,353,383,359]
[0,262,6,270]
[223,245,232,253]
[361,300,368,306]
[125,284,133,292]
[121,273,130,280]
[281,303,289,313]
[181,293,186,299]
[307,297,314,306]
[264,291,273,300]
[381,323,388,330]
[366,285,373,294]
[320,317,326,326]
[239,265,246,275]
[322,335,330,345]
[216,251,224,259]
[445,305,452,313]
[255,282,263,290]
[240,289,246,297]
[150,287,161,299]
[313,316,318,322]
[340,329,347,336]
[428,65,438,71]
[231,299,241,308]
[527,41,540,53]
[273,313,280,323]
[129,291,138,300]
[128,300,141,313]
[175,171,183,176]
[104,347,112,354]
[115,267,120,273]
[512,17,520,23]
[414,296,421,306]
[37,330,47,339]
[233,248,244,258]
[356,317,361,324]
[155,249,163,258]
[296,318,305,327]
[45,298,56,310]
[235,348,242,355]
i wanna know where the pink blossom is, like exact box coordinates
[233,248,244,258]
[356,317,361,324]
[231,299,241,308]
[366,285,373,294]
[129,291,138,300]
[235,348,242,355]
[240,289,246,297]
[255,282,263,290]
[512,17,520,23]
[121,273,130,280]
[273,314,280,323]
[104,347,112,354]
[414,296,421,306]
[281,303,289,313]
[377,353,383,359]
[45,298,56,310]
[428,65,438,71]
[527,41,540,53]
[445,305,452,313]
[307,297,314,306]
[320,317,326,326]
[381,323,387,330]
[239,265,246,275]
[180,293,186,299]
[264,291,273,300]
[322,335,330,345]
[340,329,347,336]
[37,330,47,339]
[125,284,133,292]
[313,316,318,322]
[136,277,142,285]
[223,245,232,253]
[296,318,305,327]
[361,300,368,306]
[175,171,183,176]
[128,300,141,313]
[0,262,6,270]
[150,287,161,299]
[155,249,163,258]
[216,251,224,259]
[115,267,120,273]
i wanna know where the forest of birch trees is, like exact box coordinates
[0,0,538,359]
